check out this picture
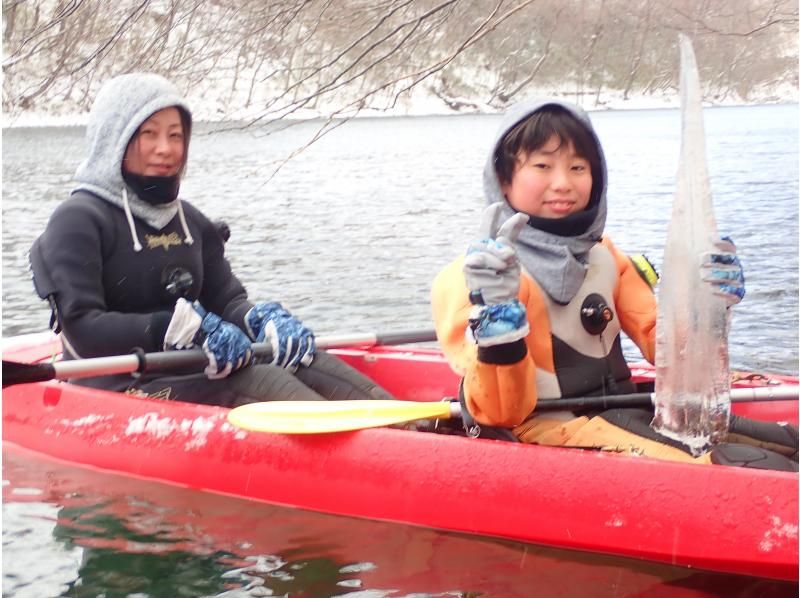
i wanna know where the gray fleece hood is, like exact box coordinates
[483,99,608,304]
[73,73,193,243]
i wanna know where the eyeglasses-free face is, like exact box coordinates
[123,107,185,177]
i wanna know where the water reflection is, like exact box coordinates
[3,449,797,597]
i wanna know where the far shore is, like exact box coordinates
[3,95,797,129]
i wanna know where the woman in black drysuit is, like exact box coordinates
[30,72,391,407]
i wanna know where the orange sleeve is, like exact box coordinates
[602,238,657,364]
[431,257,537,426]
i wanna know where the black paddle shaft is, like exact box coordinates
[2,360,56,387]
[536,389,797,411]
[536,393,655,411]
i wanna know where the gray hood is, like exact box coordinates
[73,73,192,231]
[483,99,608,304]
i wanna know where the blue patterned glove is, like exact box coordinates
[701,236,745,307]
[164,298,253,379]
[467,299,530,347]
[245,302,315,371]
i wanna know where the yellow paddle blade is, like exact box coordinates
[227,400,455,434]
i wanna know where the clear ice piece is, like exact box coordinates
[652,35,732,456]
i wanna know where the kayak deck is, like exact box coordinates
[2,333,798,581]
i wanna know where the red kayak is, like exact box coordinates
[3,332,798,581]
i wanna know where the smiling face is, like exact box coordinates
[500,135,593,219]
[123,107,185,177]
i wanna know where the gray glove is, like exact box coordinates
[463,204,531,347]
[463,203,529,306]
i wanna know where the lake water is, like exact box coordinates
[2,106,798,596]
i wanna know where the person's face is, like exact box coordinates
[500,135,593,218]
[123,107,185,177]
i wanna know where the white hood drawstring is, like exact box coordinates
[177,199,194,245]
[122,188,194,251]
[122,188,143,252]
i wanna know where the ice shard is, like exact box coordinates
[651,35,731,455]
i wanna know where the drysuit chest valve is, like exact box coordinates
[580,293,614,335]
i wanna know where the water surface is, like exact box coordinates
[3,106,798,596]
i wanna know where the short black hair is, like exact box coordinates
[494,105,603,203]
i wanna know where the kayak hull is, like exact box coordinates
[3,333,798,581]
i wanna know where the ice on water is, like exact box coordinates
[652,35,732,456]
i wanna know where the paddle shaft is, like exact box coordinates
[438,387,800,423]
[535,386,799,411]
[2,329,438,386]
[449,386,797,421]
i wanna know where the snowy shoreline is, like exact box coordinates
[3,88,797,129]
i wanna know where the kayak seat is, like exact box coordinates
[709,443,799,472]
[728,415,798,462]
[598,408,799,471]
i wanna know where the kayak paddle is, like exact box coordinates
[1,328,437,388]
[228,385,800,434]
[229,399,463,434]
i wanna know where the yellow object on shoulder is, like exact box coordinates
[630,254,659,289]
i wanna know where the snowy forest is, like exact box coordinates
[3,0,798,125]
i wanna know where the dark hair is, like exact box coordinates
[494,105,603,204]
[176,106,192,176]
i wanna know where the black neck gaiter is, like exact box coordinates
[528,202,599,237]
[526,170,604,238]
[122,171,181,205]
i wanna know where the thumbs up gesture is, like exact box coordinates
[463,203,530,348]
[464,203,529,305]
